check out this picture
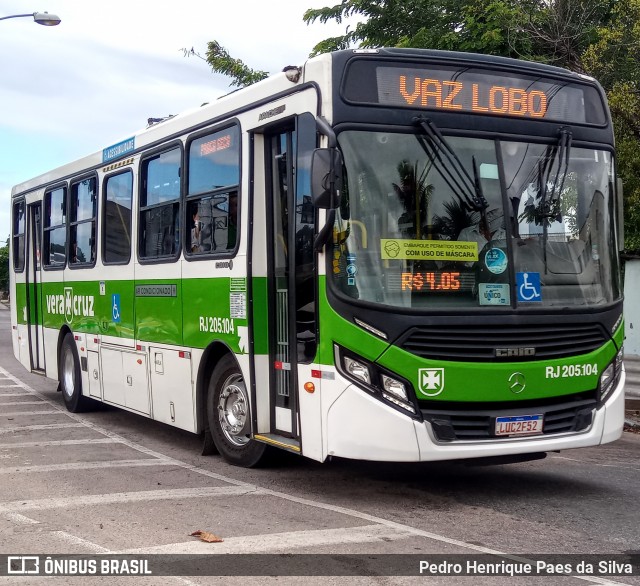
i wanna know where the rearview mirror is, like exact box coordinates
[311,148,343,209]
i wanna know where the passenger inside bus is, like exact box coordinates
[191,210,202,253]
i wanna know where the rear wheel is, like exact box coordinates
[207,354,267,467]
[59,333,91,413]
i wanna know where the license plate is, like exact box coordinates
[495,414,544,437]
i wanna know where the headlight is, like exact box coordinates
[599,348,623,404]
[335,345,419,418]
[343,356,371,385]
[381,374,409,401]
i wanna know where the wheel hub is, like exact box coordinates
[217,375,249,446]
[62,348,75,399]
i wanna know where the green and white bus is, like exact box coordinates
[10,48,626,466]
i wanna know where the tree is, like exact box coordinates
[205,42,269,88]
[202,1,535,85]
[393,160,433,238]
[582,0,640,252]
[303,0,535,57]
[0,242,9,295]
[183,45,268,88]
[433,199,479,240]
[515,0,613,71]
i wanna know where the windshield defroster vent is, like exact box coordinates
[398,323,608,362]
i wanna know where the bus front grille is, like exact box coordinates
[399,323,608,361]
[422,398,597,442]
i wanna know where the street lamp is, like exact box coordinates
[0,12,61,26]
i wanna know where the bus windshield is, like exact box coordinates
[332,130,620,309]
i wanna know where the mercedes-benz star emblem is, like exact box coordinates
[508,372,526,394]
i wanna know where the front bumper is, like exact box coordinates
[325,369,625,462]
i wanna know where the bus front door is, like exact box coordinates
[26,202,45,372]
[259,115,318,448]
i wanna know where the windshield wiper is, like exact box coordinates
[537,127,572,273]
[539,127,572,221]
[413,115,489,213]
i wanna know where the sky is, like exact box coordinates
[0,0,355,242]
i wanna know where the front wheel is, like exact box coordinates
[207,354,267,467]
[59,333,91,413]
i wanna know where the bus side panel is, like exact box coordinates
[133,263,183,347]
[11,282,28,371]
[149,346,196,432]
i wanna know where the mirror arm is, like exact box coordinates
[316,116,336,148]
[314,209,336,253]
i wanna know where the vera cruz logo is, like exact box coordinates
[45,287,95,324]
[418,368,445,396]
[64,288,73,323]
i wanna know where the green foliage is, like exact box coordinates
[581,0,640,252]
[517,0,613,71]
[0,244,9,294]
[433,200,478,240]
[303,0,534,57]
[392,160,433,238]
[205,42,269,88]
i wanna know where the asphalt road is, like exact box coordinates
[0,304,639,585]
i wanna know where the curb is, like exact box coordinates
[624,417,640,431]
[627,396,640,409]
[624,357,640,413]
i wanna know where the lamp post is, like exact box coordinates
[0,12,61,26]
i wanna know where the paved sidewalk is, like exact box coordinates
[625,356,640,431]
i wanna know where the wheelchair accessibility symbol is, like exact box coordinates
[112,294,121,323]
[516,272,542,302]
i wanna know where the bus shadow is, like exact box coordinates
[260,453,610,506]
[324,456,607,503]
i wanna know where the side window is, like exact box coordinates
[186,126,240,256]
[69,177,97,266]
[103,171,133,264]
[140,148,181,260]
[12,201,25,272]
[43,186,67,268]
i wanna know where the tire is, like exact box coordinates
[207,354,267,467]
[59,332,90,413]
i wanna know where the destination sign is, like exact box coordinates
[394,75,548,118]
[200,134,232,156]
[341,60,606,125]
